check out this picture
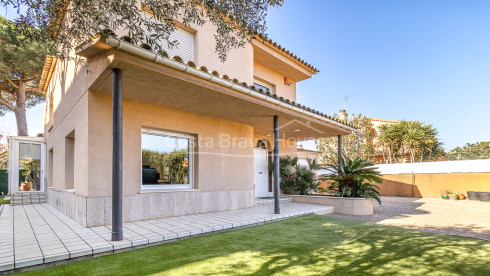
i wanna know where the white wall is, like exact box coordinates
[375,159,490,174]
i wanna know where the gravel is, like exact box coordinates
[325,196,490,240]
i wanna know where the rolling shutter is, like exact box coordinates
[143,17,194,62]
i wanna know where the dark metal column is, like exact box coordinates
[112,68,123,241]
[337,135,342,165]
[273,115,280,214]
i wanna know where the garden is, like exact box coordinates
[18,215,490,275]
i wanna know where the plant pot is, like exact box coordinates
[477,192,490,202]
[448,194,458,200]
[457,194,465,200]
[20,182,31,191]
[441,194,449,199]
[467,191,479,201]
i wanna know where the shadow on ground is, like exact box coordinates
[326,196,490,240]
[20,215,490,276]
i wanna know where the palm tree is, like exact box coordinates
[322,155,382,204]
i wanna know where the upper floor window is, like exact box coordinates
[253,80,272,93]
[144,17,194,62]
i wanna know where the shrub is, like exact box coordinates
[270,156,320,195]
[321,155,382,204]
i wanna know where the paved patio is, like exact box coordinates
[0,201,332,272]
[326,196,490,240]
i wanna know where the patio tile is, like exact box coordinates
[69,248,93,258]
[1,201,334,272]
[15,257,44,269]
[44,252,70,263]
[0,262,14,272]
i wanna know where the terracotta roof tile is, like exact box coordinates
[73,33,355,129]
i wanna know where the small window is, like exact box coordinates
[141,129,194,189]
[253,80,272,93]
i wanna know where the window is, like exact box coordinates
[65,130,75,190]
[141,129,194,189]
[253,80,272,93]
[143,17,194,62]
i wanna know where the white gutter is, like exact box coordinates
[105,37,358,133]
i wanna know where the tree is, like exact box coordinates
[1,0,284,62]
[375,120,442,163]
[315,113,375,164]
[0,16,53,136]
[447,141,490,161]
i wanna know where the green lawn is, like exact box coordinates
[20,215,489,276]
[0,195,9,205]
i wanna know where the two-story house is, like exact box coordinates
[37,8,356,229]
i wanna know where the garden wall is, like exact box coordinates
[375,160,490,198]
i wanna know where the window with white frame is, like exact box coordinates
[143,16,194,62]
[253,80,272,93]
[141,129,194,189]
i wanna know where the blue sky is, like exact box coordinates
[2,1,490,149]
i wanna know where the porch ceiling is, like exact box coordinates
[89,50,351,140]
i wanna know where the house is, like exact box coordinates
[31,6,356,230]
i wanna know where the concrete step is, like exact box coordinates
[10,193,47,206]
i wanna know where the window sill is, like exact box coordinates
[139,188,198,194]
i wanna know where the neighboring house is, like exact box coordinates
[34,8,356,227]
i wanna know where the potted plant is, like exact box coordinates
[448,193,458,200]
[20,170,31,191]
[457,193,466,200]
[441,189,450,200]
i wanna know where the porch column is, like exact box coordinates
[112,68,123,241]
[273,115,280,214]
[337,135,342,165]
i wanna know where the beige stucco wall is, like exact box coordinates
[87,92,255,196]
[253,62,297,102]
[110,4,254,85]
[44,54,113,196]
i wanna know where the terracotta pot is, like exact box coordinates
[20,182,31,191]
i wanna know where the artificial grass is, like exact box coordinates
[0,196,9,205]
[20,215,490,276]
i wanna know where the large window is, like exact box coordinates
[141,129,194,189]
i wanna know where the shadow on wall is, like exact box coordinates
[378,176,422,197]
[379,173,490,198]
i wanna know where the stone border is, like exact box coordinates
[291,195,373,215]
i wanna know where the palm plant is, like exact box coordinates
[270,156,320,195]
[322,155,382,204]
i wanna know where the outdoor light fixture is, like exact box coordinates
[293,129,300,132]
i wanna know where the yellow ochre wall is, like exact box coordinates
[379,173,490,198]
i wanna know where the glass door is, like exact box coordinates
[8,137,45,193]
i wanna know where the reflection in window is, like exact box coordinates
[19,143,41,191]
[141,130,193,188]
[253,81,272,93]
